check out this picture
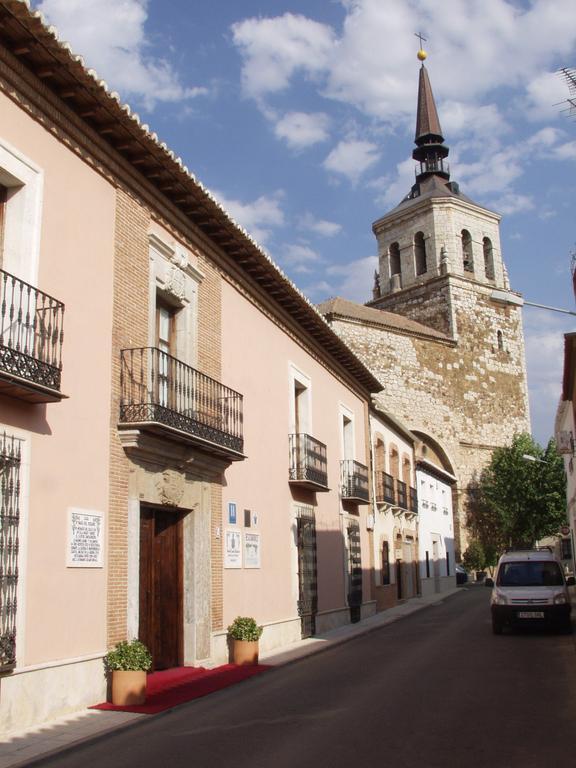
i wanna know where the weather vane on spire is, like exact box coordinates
[414,32,427,63]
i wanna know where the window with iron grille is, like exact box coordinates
[0,432,22,671]
[296,505,317,639]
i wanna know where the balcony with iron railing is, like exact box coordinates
[340,459,369,503]
[409,486,418,515]
[289,433,329,491]
[0,268,65,403]
[119,347,244,460]
[375,471,396,505]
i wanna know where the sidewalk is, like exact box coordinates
[0,586,465,768]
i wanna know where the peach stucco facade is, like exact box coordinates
[0,86,115,731]
[221,280,373,639]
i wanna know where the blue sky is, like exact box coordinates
[33,0,576,445]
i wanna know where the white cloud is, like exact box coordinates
[440,102,509,141]
[283,243,322,266]
[524,71,569,122]
[551,141,576,161]
[301,279,336,299]
[486,193,534,216]
[457,147,524,196]
[370,157,414,209]
[231,13,335,100]
[37,0,206,110]
[232,0,576,124]
[298,213,342,237]
[526,127,565,149]
[274,111,330,149]
[324,140,380,183]
[327,255,378,304]
[212,190,285,245]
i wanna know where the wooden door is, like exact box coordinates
[139,505,183,670]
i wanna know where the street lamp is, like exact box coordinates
[521,454,549,465]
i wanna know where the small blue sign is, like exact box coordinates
[228,502,237,525]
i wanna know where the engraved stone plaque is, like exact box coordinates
[67,508,104,568]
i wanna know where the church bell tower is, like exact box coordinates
[364,46,531,554]
[369,48,513,340]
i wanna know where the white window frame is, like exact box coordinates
[339,403,355,461]
[288,364,312,436]
[148,233,203,367]
[0,137,43,285]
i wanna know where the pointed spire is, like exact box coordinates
[415,64,444,143]
[411,47,450,184]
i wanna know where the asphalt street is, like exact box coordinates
[37,587,576,768]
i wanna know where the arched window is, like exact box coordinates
[497,330,504,351]
[374,437,386,474]
[389,242,401,276]
[414,232,427,276]
[389,446,399,479]
[483,237,494,280]
[462,229,473,272]
[402,456,411,486]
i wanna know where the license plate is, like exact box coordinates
[517,611,544,619]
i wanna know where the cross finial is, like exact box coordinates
[415,32,427,49]
[415,32,428,63]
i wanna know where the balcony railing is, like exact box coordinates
[289,433,328,491]
[0,268,64,402]
[409,486,418,514]
[396,479,408,510]
[120,347,244,459]
[375,471,396,505]
[341,460,369,503]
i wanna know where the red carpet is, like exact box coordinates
[91,664,271,714]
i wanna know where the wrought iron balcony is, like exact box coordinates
[289,433,329,491]
[0,269,65,403]
[119,347,244,460]
[409,486,418,515]
[396,479,408,510]
[375,471,395,505]
[341,459,369,503]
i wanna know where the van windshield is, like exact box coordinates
[497,561,564,587]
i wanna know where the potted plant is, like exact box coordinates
[104,639,152,705]
[227,616,263,665]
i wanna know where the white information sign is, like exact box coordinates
[244,532,261,569]
[67,508,104,568]
[224,529,242,568]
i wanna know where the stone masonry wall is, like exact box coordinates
[328,285,530,556]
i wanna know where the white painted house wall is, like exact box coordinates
[417,465,457,596]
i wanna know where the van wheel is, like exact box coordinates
[492,618,503,635]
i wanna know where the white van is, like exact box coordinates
[485,549,575,635]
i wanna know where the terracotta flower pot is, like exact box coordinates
[111,670,147,705]
[233,639,259,665]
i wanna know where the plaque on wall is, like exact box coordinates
[224,529,242,568]
[244,532,261,569]
[67,508,104,568]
